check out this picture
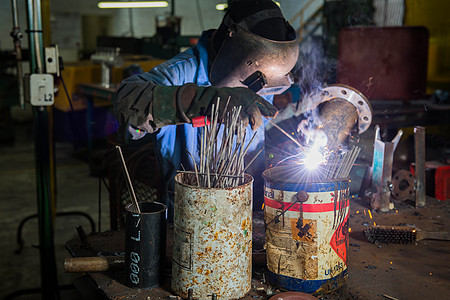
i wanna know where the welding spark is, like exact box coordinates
[304,149,325,170]
[303,131,327,171]
[268,125,334,183]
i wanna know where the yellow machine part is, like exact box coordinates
[54,59,165,112]
[404,0,450,92]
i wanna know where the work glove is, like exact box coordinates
[152,83,278,130]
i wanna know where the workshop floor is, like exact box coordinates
[0,121,111,300]
[0,121,449,300]
[328,197,450,300]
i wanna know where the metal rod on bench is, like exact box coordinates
[116,146,141,213]
[414,126,426,207]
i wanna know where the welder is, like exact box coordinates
[113,0,299,218]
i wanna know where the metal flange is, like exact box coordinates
[391,169,415,201]
[316,84,372,134]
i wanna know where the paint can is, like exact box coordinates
[172,173,253,299]
[125,202,167,289]
[262,166,350,294]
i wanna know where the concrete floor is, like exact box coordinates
[0,121,110,299]
[334,197,450,300]
[1,121,449,300]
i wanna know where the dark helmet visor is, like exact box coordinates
[210,25,299,95]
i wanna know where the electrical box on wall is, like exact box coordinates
[45,46,60,76]
[29,74,54,106]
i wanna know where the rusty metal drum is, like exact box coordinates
[263,167,350,294]
[172,173,253,299]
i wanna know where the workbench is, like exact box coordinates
[63,95,450,299]
[65,216,273,299]
[370,99,450,129]
[65,197,450,300]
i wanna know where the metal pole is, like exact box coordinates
[25,0,59,299]
[10,0,25,109]
[414,126,426,207]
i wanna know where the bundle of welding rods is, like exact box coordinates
[180,97,262,189]
[321,146,361,180]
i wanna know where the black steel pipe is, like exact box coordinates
[318,99,358,150]
[125,202,167,289]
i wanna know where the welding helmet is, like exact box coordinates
[210,0,299,95]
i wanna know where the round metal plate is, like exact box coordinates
[319,84,373,134]
[392,169,415,201]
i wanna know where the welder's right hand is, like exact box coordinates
[152,83,278,130]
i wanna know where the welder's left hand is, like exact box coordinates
[152,83,278,130]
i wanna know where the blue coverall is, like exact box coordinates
[117,29,273,217]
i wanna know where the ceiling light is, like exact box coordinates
[216,1,280,11]
[216,4,228,11]
[98,1,169,9]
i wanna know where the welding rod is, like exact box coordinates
[323,156,331,179]
[177,170,243,178]
[343,147,360,177]
[345,147,360,177]
[242,147,264,173]
[337,150,351,178]
[115,145,141,213]
[324,155,337,179]
[264,116,304,150]
[332,156,340,179]
[329,154,341,179]
[342,148,355,177]
[335,156,344,179]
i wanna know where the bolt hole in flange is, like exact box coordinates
[321,84,373,134]
[392,169,415,201]
[398,179,410,191]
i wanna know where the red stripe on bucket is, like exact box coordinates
[264,197,349,213]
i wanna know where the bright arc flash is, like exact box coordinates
[304,149,324,170]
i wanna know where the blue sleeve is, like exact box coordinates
[113,50,201,137]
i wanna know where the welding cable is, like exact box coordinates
[59,75,74,111]
[264,199,299,228]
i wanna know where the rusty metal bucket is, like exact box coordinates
[172,173,253,299]
[263,166,349,294]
